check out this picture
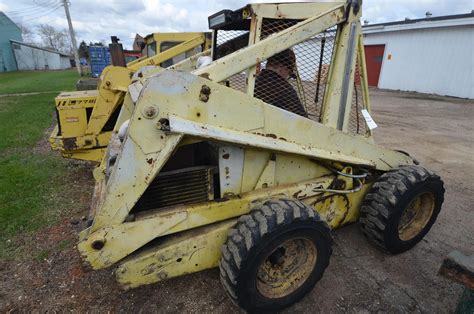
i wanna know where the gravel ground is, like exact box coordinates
[1,89,473,312]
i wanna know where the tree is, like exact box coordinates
[89,41,104,47]
[17,23,36,44]
[78,40,89,59]
[37,24,72,54]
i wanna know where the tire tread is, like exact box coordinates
[360,165,444,253]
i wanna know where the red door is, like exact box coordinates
[364,45,385,87]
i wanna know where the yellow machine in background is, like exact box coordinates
[49,32,211,162]
[78,1,445,312]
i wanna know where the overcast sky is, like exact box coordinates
[0,0,472,49]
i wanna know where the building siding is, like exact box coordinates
[12,41,71,71]
[364,25,474,99]
[0,12,22,72]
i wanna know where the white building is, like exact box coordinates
[10,40,71,71]
[363,12,474,99]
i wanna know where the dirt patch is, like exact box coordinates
[1,89,473,312]
[33,118,56,155]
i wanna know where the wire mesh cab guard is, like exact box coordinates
[208,3,369,136]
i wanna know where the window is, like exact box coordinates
[147,42,156,58]
[160,41,203,68]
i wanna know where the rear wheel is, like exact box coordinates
[360,165,444,254]
[219,199,332,312]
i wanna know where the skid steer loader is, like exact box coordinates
[49,32,212,162]
[78,1,445,311]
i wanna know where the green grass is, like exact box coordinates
[0,70,79,258]
[0,70,79,95]
[0,149,69,240]
[0,94,58,150]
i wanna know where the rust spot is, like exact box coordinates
[199,73,210,80]
[222,153,230,159]
[199,85,211,102]
[63,137,78,150]
[279,137,287,141]
[265,133,277,139]
[146,158,154,165]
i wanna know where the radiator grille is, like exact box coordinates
[136,166,216,211]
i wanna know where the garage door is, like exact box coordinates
[364,45,385,87]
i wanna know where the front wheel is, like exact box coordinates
[360,165,445,254]
[219,199,332,312]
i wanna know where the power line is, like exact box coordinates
[4,0,59,12]
[16,4,62,22]
[33,0,61,7]
[4,1,61,19]
[5,6,59,17]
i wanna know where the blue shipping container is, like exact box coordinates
[89,46,111,77]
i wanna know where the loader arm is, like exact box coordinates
[128,33,210,71]
[85,34,210,137]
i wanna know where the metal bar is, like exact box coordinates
[211,30,217,60]
[439,250,474,290]
[128,34,206,71]
[169,115,376,167]
[193,4,347,83]
[245,14,262,96]
[355,81,360,133]
[337,22,357,130]
[315,35,326,114]
[356,24,373,135]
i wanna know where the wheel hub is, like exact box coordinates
[256,237,317,299]
[398,192,436,241]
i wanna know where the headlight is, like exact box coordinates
[208,10,233,29]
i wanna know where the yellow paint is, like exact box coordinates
[116,220,235,288]
[78,2,418,290]
[80,175,338,268]
[49,32,211,162]
[241,149,270,192]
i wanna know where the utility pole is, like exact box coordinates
[62,0,82,75]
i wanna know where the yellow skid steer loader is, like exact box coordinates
[78,1,445,311]
[49,32,212,162]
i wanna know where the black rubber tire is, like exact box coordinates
[360,165,445,254]
[219,199,332,312]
